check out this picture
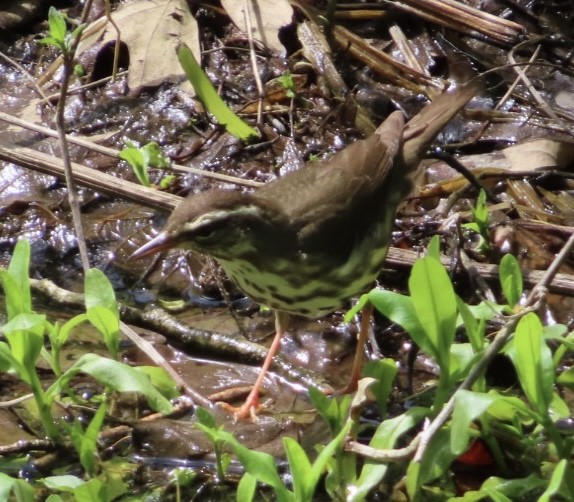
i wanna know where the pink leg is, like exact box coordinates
[340,303,372,394]
[223,311,288,419]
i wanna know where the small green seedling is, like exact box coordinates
[40,7,86,55]
[119,141,170,187]
[195,407,232,481]
[277,71,297,99]
[462,189,490,252]
[499,253,523,310]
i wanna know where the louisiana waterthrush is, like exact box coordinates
[132,82,479,418]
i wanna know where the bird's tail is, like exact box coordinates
[401,81,481,169]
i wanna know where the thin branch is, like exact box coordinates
[52,0,96,273]
[508,40,559,121]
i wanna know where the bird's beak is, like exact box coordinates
[130,231,172,260]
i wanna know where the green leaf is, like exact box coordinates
[511,313,554,415]
[499,254,522,307]
[0,342,19,373]
[43,475,86,491]
[462,221,480,233]
[538,459,569,502]
[479,475,547,499]
[196,406,218,429]
[56,313,89,347]
[119,142,170,187]
[85,269,119,318]
[73,63,85,78]
[344,293,370,322]
[2,313,46,379]
[308,387,350,434]
[73,478,105,501]
[283,437,313,500]
[309,422,352,492]
[196,422,295,502]
[366,288,430,354]
[70,23,87,45]
[462,189,491,252]
[237,472,257,502]
[473,190,488,229]
[557,366,574,387]
[362,359,398,416]
[288,421,352,501]
[119,144,150,186]
[135,366,179,399]
[463,300,504,321]
[75,403,107,475]
[350,407,428,502]
[8,240,32,315]
[0,473,35,502]
[277,72,296,98]
[483,392,533,422]
[47,7,67,44]
[405,461,422,501]
[427,235,441,259]
[0,240,32,319]
[451,390,497,455]
[449,342,475,381]
[55,354,173,414]
[195,422,221,447]
[159,174,176,189]
[86,305,120,358]
[39,36,64,51]
[228,436,291,500]
[194,425,291,500]
[142,142,170,168]
[549,390,570,419]
[177,43,259,140]
[85,269,120,357]
[2,312,45,334]
[0,271,21,321]
[409,257,457,366]
[417,427,456,485]
[243,456,286,499]
[456,296,486,353]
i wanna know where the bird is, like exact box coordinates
[131,81,479,419]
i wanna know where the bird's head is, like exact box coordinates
[131,190,290,261]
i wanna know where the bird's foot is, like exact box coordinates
[219,387,261,420]
[220,401,259,420]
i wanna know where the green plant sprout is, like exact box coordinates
[499,253,523,310]
[119,141,171,187]
[277,71,297,99]
[39,7,86,55]
[462,189,490,252]
[195,407,233,482]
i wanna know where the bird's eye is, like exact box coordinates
[193,225,216,240]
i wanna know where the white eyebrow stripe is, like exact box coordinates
[179,205,265,232]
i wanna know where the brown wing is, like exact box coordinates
[256,112,405,254]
